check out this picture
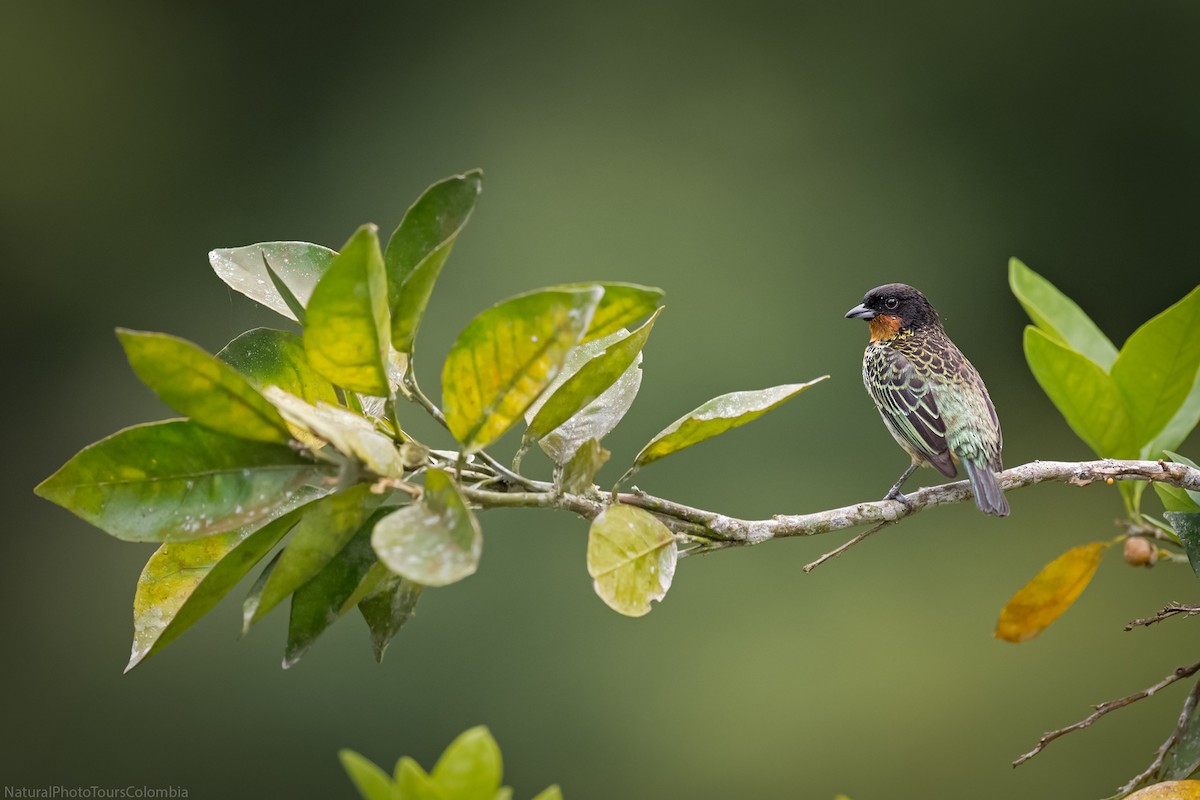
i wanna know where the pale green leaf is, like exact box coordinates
[431,726,503,800]
[339,749,394,800]
[305,224,392,396]
[525,309,660,451]
[395,757,445,800]
[1023,326,1137,457]
[264,386,403,478]
[372,469,482,587]
[209,241,335,321]
[587,504,677,617]
[117,329,290,444]
[631,378,828,472]
[442,287,603,451]
[560,438,610,495]
[530,787,563,800]
[524,329,644,464]
[1148,369,1200,460]
[1163,451,1200,509]
[1009,257,1118,369]
[1112,286,1200,451]
[35,420,332,542]
[386,170,483,354]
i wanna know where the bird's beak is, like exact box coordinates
[845,303,876,320]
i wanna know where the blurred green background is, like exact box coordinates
[4,1,1200,798]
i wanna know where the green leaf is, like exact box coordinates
[1162,690,1200,783]
[218,328,339,406]
[524,329,644,465]
[524,309,660,452]
[35,420,332,542]
[395,757,445,800]
[442,287,603,451]
[218,327,340,450]
[304,224,392,396]
[1150,369,1200,460]
[126,500,316,671]
[243,484,380,629]
[117,329,290,444]
[431,726,503,800]
[1165,452,1200,508]
[553,281,664,342]
[358,574,423,663]
[1155,482,1200,514]
[385,170,483,355]
[586,504,677,617]
[264,387,404,478]
[339,749,394,800]
[1167,512,1200,579]
[209,241,336,321]
[1009,258,1118,369]
[284,508,390,668]
[530,787,563,800]
[372,469,482,587]
[1023,326,1137,457]
[1112,286,1200,452]
[560,438,610,495]
[630,378,828,473]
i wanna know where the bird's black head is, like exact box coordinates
[845,283,941,337]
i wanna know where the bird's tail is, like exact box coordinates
[965,461,1009,517]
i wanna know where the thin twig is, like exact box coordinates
[803,520,897,572]
[1117,678,1200,795]
[1013,660,1200,768]
[1127,604,1200,631]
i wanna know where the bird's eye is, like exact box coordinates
[884,297,899,310]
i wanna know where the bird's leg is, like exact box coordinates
[884,462,919,507]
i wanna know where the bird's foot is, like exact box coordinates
[884,489,913,510]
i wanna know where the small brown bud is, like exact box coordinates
[1124,536,1155,567]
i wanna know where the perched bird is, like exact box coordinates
[845,284,1009,516]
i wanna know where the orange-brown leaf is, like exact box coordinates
[995,542,1110,643]
[1126,781,1200,799]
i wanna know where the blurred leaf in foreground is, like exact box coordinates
[995,542,1109,643]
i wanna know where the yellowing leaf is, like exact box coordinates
[304,224,391,396]
[587,504,677,617]
[442,287,603,451]
[1125,781,1200,800]
[263,386,404,478]
[631,378,828,473]
[995,542,1110,643]
[117,329,291,444]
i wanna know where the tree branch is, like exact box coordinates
[1012,660,1200,769]
[383,457,1199,565]
[1117,677,1200,795]
[1127,603,1200,631]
